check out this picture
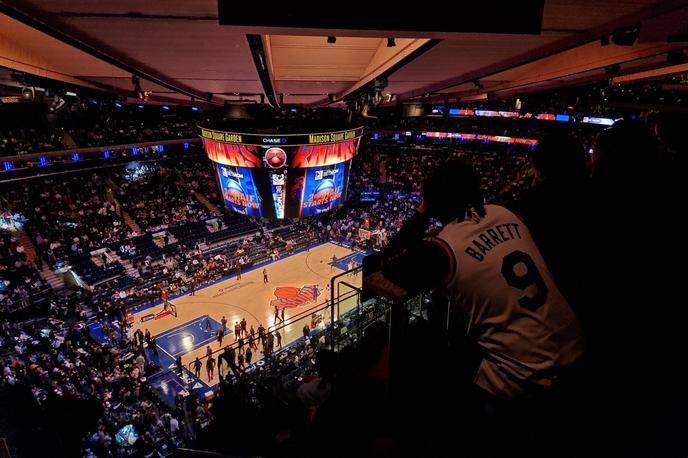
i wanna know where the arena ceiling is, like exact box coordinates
[0,0,687,107]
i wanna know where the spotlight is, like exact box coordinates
[327,36,336,44]
[611,25,640,46]
[21,87,35,101]
[387,37,396,47]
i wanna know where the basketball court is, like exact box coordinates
[116,241,363,389]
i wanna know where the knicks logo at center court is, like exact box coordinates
[271,285,319,309]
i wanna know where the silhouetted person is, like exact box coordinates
[514,132,592,323]
[587,120,685,456]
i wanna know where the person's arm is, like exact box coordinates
[381,210,431,254]
[365,207,454,294]
[381,238,453,293]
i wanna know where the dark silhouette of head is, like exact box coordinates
[423,160,485,224]
[532,132,588,183]
[315,349,337,388]
[593,120,661,188]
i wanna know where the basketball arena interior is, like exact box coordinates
[0,1,687,457]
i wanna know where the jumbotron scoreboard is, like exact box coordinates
[200,126,363,219]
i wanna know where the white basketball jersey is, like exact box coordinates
[437,204,584,399]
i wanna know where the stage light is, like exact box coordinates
[327,36,336,44]
[191,106,199,111]
[162,105,169,110]
[611,25,639,46]
[21,87,35,101]
[137,105,144,109]
[114,102,122,108]
[387,37,396,47]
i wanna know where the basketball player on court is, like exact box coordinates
[365,160,584,443]
[161,289,169,311]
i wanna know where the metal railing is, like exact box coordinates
[185,287,362,376]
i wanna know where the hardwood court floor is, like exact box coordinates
[129,242,362,386]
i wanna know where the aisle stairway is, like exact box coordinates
[109,251,140,279]
[105,178,143,235]
[15,230,63,289]
[193,191,222,216]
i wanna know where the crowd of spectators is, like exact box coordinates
[66,114,198,148]
[8,119,661,456]
[0,102,199,158]
[0,231,50,313]
[0,127,65,156]
[5,174,130,268]
[180,159,225,207]
[113,163,213,233]
[0,296,191,456]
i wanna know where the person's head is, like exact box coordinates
[653,112,688,157]
[531,132,588,183]
[422,160,485,224]
[593,119,661,186]
[315,349,337,385]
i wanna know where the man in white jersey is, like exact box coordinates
[366,160,584,400]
